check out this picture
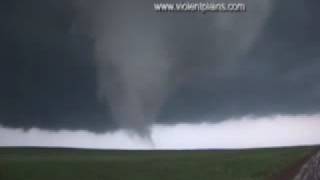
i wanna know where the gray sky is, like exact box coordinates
[0,0,320,148]
[1,114,320,149]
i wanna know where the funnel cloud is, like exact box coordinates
[89,0,272,135]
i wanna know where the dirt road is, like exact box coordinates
[294,150,320,180]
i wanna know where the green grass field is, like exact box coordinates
[0,147,315,180]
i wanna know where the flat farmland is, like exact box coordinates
[0,147,316,180]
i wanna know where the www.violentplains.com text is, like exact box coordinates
[154,2,246,13]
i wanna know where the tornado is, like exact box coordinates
[76,0,273,138]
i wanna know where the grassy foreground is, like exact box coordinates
[0,147,314,180]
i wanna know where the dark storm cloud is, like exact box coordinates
[0,0,320,134]
[160,0,320,121]
[159,0,320,122]
[0,0,115,132]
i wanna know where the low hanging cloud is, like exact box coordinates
[1,114,320,149]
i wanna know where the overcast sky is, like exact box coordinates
[0,0,320,149]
